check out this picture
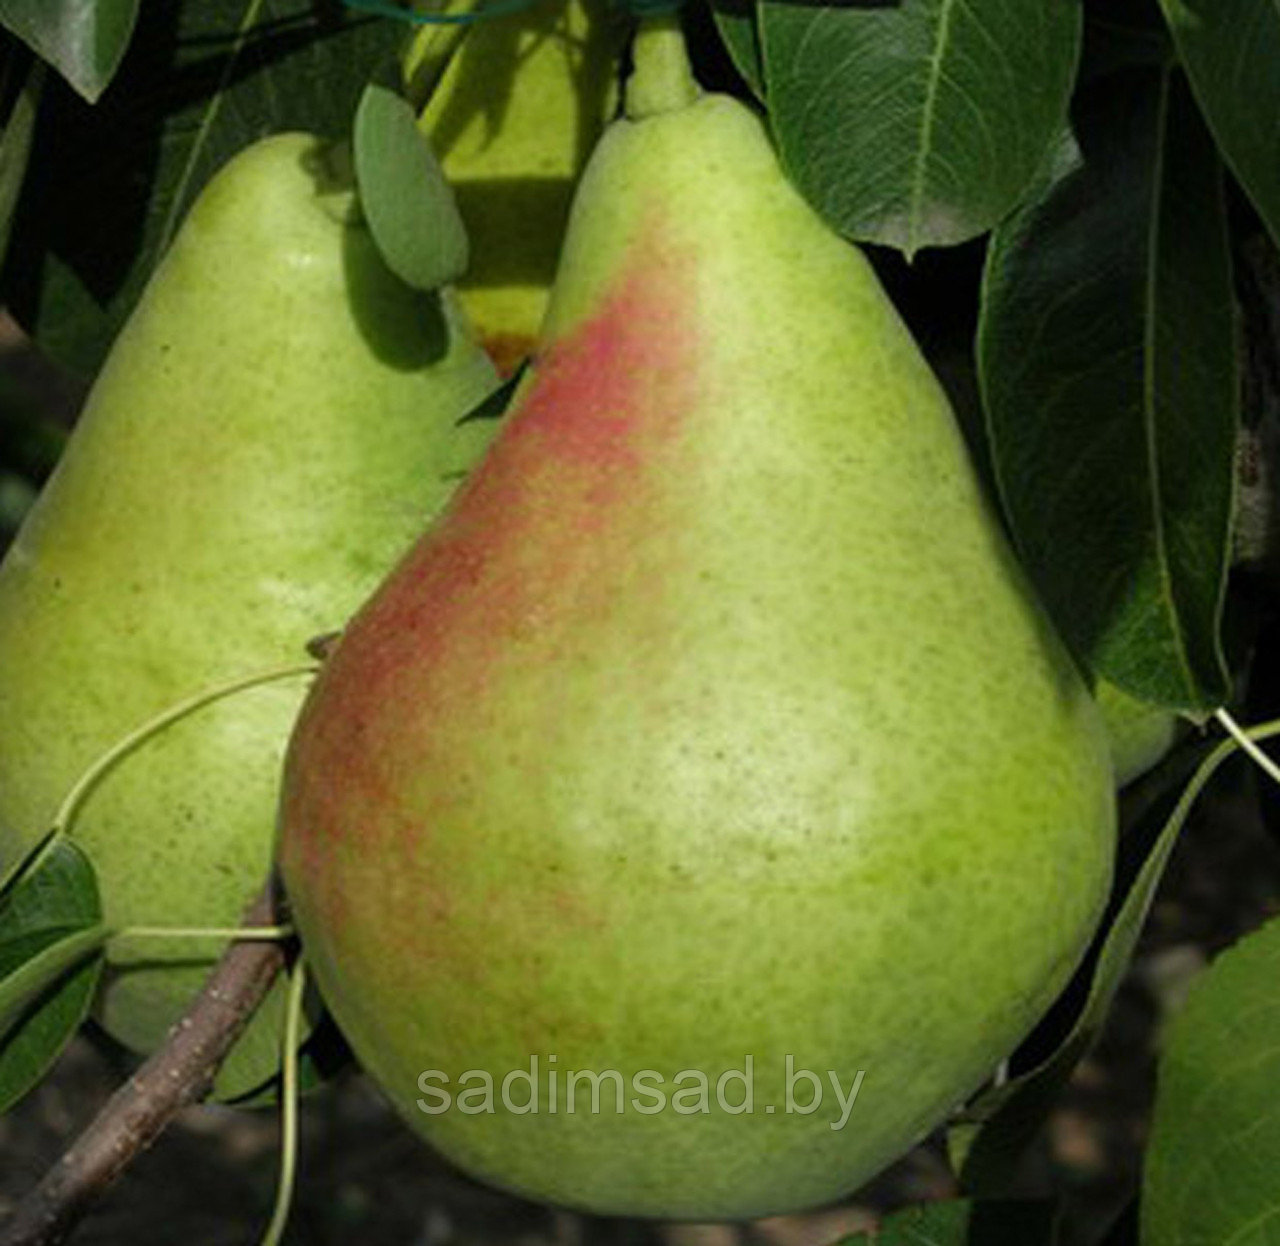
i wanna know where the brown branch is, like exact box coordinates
[0,880,290,1246]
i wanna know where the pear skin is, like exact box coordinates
[1094,678,1181,786]
[279,28,1116,1216]
[0,134,498,1098]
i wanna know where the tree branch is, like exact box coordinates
[0,879,289,1246]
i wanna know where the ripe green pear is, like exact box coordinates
[278,27,1116,1217]
[0,133,498,1098]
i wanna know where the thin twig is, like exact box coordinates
[0,879,290,1246]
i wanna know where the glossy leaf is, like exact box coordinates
[1142,912,1280,1245]
[951,728,1270,1195]
[0,836,105,1114]
[0,0,139,101]
[1,1,402,377]
[1159,0,1280,249]
[980,67,1235,712]
[758,0,1081,254]
[354,79,468,291]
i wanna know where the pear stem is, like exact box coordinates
[48,660,318,844]
[109,924,294,946]
[1215,706,1280,787]
[626,16,700,121]
[259,957,308,1246]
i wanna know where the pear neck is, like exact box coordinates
[626,17,701,120]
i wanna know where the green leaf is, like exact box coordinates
[0,836,105,1114]
[0,0,139,102]
[353,78,468,291]
[951,728,1270,1195]
[1158,0,1280,250]
[0,925,105,1034]
[837,1199,1059,1245]
[1,1,403,377]
[711,0,764,100]
[224,1007,353,1107]
[979,67,1235,713]
[1142,911,1280,1245]
[0,56,40,266]
[758,0,1081,254]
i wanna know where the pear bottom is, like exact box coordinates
[288,766,1110,1218]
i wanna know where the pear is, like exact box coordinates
[416,0,621,375]
[0,133,498,1097]
[1094,678,1181,786]
[278,25,1116,1217]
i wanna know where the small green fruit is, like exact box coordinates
[279,27,1116,1218]
[1093,678,1181,786]
[0,133,498,1097]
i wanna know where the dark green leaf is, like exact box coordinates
[0,837,105,1114]
[758,0,1081,254]
[711,0,763,100]
[1159,0,1280,249]
[354,78,468,291]
[0,0,139,102]
[838,1198,1059,1245]
[0,926,104,1034]
[951,728,1269,1195]
[1,1,403,377]
[979,67,1235,713]
[0,56,40,265]
[1142,912,1280,1245]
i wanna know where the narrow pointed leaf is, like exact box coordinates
[1,1,402,377]
[980,67,1235,712]
[0,925,106,1035]
[1158,0,1280,249]
[0,836,104,1114]
[0,58,40,266]
[1142,912,1280,1246]
[354,79,468,291]
[951,729,1265,1195]
[0,0,139,102]
[758,0,1081,253]
[712,0,764,100]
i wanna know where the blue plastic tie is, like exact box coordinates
[343,0,541,26]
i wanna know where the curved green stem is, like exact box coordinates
[260,957,308,1246]
[49,661,317,840]
[1215,706,1280,786]
[7,660,316,901]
